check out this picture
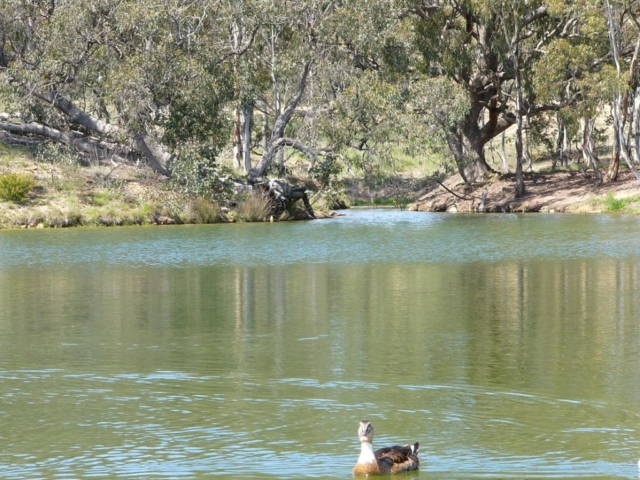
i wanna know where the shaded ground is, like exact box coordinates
[411,168,640,214]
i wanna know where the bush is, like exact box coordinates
[170,147,234,202]
[0,173,35,201]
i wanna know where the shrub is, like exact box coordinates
[170,147,234,202]
[0,173,35,201]
[92,190,113,206]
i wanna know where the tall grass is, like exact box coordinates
[191,197,223,224]
[598,191,640,213]
[236,193,272,222]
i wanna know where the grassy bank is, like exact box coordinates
[0,140,297,229]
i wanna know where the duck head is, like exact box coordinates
[358,420,374,443]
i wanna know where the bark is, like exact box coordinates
[260,178,315,219]
[436,4,579,184]
[262,109,269,152]
[445,131,470,183]
[133,134,172,177]
[554,118,565,169]
[633,87,640,164]
[500,131,510,173]
[30,88,119,137]
[232,107,242,170]
[512,12,525,198]
[231,20,243,171]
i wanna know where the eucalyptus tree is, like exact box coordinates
[603,0,640,182]
[0,0,248,190]
[406,0,583,188]
[245,0,412,184]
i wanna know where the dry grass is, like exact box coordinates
[190,197,224,224]
[235,193,272,222]
[0,139,193,228]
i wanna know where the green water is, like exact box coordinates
[1,211,640,478]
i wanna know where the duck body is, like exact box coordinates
[352,420,420,476]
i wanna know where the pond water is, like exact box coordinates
[1,210,640,479]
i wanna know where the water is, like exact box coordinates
[1,210,640,479]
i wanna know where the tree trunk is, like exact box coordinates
[500,131,510,173]
[242,101,253,174]
[581,117,602,181]
[232,107,243,170]
[447,115,499,184]
[262,109,269,152]
[633,87,640,164]
[445,131,470,183]
[249,61,312,182]
[524,117,533,172]
[513,19,525,198]
[554,117,565,169]
[231,20,243,171]
[0,120,130,163]
[133,134,172,177]
[605,3,640,182]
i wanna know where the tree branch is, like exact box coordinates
[25,85,172,176]
[0,120,132,163]
[249,60,313,181]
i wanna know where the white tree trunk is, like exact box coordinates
[500,131,509,172]
[581,117,602,180]
[242,102,252,174]
[633,87,640,164]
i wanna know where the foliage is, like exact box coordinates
[308,155,342,187]
[92,190,114,207]
[0,173,35,202]
[170,147,235,202]
[162,63,234,152]
[1,0,640,203]
[311,185,349,210]
[35,142,83,167]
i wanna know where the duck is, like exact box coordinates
[352,419,420,476]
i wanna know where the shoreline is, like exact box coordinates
[3,139,640,229]
[410,169,640,214]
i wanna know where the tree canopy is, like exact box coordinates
[1,0,640,201]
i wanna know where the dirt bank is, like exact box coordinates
[411,168,640,214]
